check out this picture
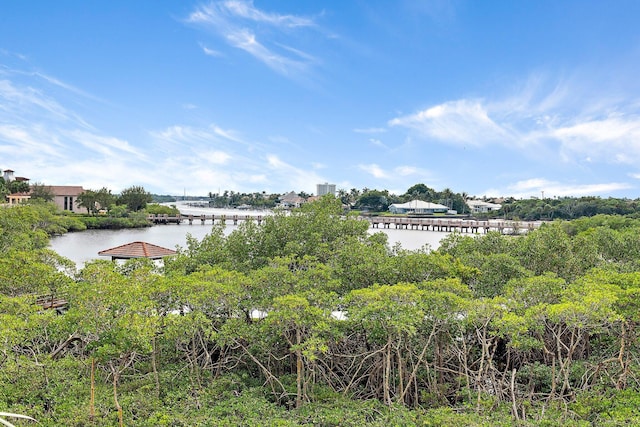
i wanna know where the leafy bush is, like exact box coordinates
[144,204,179,216]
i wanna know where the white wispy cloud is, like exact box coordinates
[210,124,245,143]
[199,42,223,57]
[389,99,511,145]
[389,74,640,166]
[485,178,633,199]
[201,149,232,164]
[369,138,386,148]
[0,62,162,191]
[0,79,72,122]
[266,154,324,191]
[355,164,435,196]
[223,0,315,27]
[0,124,65,157]
[353,127,387,134]
[394,165,427,177]
[151,123,246,147]
[358,163,389,179]
[186,1,321,77]
[553,114,640,164]
[31,71,104,104]
[67,130,146,158]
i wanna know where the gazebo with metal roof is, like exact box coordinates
[98,241,177,261]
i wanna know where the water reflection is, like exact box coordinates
[49,203,452,268]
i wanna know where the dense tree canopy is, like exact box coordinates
[7,180,29,194]
[29,182,55,202]
[5,200,640,425]
[0,177,8,199]
[499,196,640,220]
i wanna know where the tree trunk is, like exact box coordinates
[296,327,303,409]
[152,335,161,398]
[90,357,95,423]
[110,362,124,427]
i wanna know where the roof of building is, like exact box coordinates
[390,200,449,210]
[280,191,305,203]
[98,241,177,260]
[467,200,502,208]
[44,185,85,196]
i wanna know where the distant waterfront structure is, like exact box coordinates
[278,191,306,209]
[45,185,85,212]
[316,182,336,196]
[388,200,449,215]
[466,199,502,213]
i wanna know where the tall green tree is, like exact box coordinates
[7,180,29,194]
[0,177,8,199]
[29,182,54,202]
[77,190,98,214]
[355,189,394,212]
[95,187,116,211]
[117,185,152,212]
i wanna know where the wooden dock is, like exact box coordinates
[147,213,265,225]
[148,213,542,234]
[368,216,542,234]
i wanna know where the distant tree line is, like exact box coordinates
[207,190,280,209]
[497,196,640,221]
[76,185,153,214]
[205,184,470,214]
[64,182,640,222]
[346,184,468,213]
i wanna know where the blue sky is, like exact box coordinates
[2,1,640,198]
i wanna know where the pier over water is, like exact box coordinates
[368,216,543,234]
[148,213,543,234]
[147,213,265,225]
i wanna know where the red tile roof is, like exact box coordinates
[98,241,177,259]
[45,185,85,196]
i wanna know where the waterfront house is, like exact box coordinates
[278,191,306,209]
[466,199,502,213]
[388,200,449,214]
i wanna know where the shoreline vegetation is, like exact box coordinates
[5,196,640,425]
[9,182,640,236]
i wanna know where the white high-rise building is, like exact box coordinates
[316,182,336,196]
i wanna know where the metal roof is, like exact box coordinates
[389,200,449,210]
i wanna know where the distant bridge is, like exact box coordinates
[148,213,543,234]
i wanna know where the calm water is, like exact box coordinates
[49,202,452,268]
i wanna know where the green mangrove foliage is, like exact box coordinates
[4,197,640,425]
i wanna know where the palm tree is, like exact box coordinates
[461,192,469,214]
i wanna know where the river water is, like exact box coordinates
[49,202,452,268]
